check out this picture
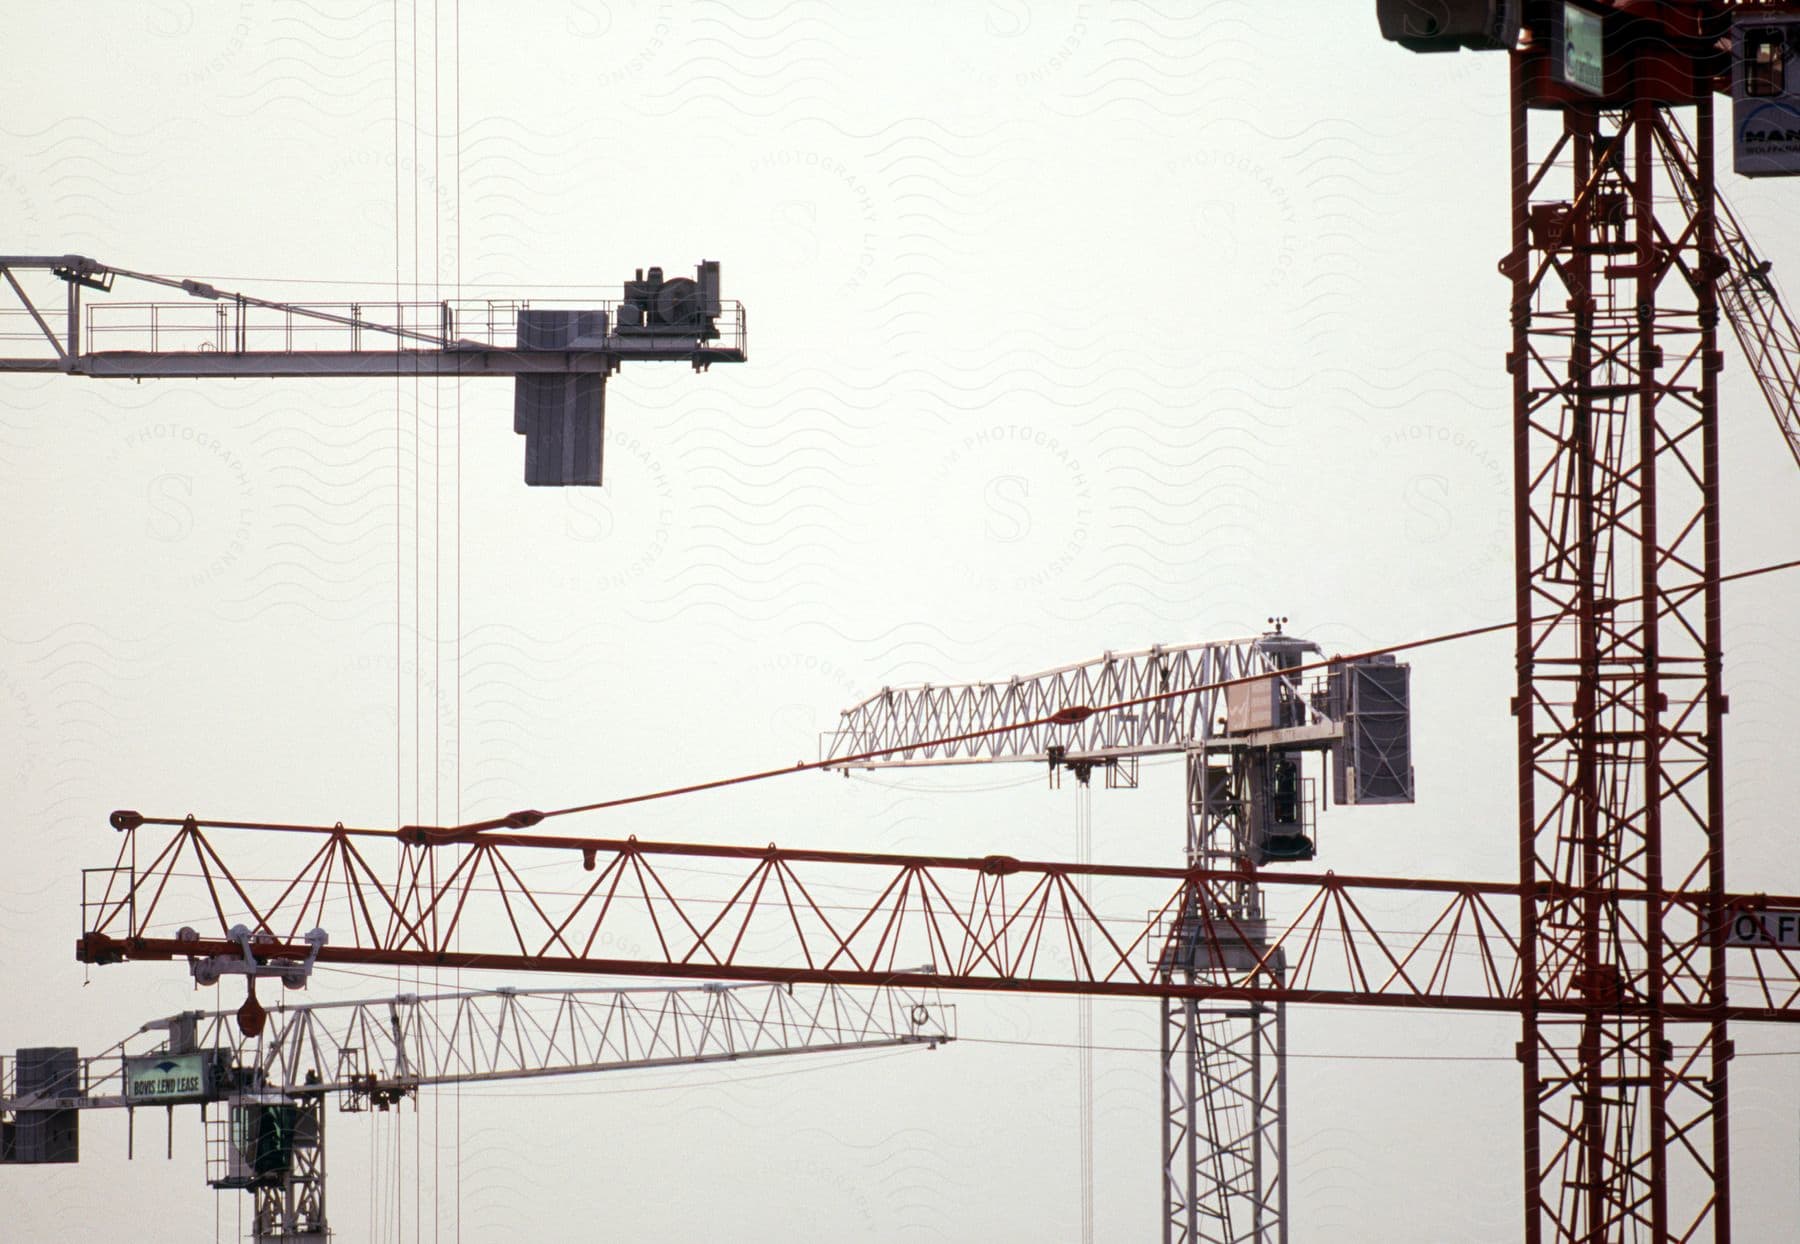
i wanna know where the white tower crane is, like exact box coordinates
[0,254,747,485]
[822,630,1413,1244]
[1,978,952,1242]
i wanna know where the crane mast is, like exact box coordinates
[1377,0,1800,1237]
[2,980,951,1242]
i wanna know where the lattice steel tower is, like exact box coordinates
[1380,1,1800,1236]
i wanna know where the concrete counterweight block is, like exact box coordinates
[514,309,609,487]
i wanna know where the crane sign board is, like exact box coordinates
[1559,3,1605,95]
[1725,907,1800,951]
[1735,18,1800,177]
[123,1051,224,1105]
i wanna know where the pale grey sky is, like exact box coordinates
[4,2,1800,1241]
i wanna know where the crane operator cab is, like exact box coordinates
[1226,623,1323,865]
[1215,623,1415,867]
[1263,753,1309,861]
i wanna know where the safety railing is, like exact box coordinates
[0,1050,119,1107]
[82,298,748,358]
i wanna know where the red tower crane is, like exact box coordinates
[1375,1,1800,1237]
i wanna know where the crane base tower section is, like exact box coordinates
[1162,998,1285,1244]
[1509,22,1730,1243]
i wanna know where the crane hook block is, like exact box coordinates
[237,989,267,1039]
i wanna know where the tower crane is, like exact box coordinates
[820,629,1415,1244]
[12,5,1800,1237]
[1374,1,1800,1238]
[0,254,747,485]
[1,979,952,1242]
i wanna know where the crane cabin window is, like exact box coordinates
[1747,29,1788,99]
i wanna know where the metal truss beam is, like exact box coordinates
[73,821,1800,1022]
[5,979,951,1244]
[0,255,748,379]
[1160,747,1288,1243]
[1,980,952,1116]
[821,634,1327,770]
[824,633,1338,1241]
[245,1095,327,1243]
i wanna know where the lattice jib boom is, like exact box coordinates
[0,980,951,1114]
[71,819,1800,1021]
[822,636,1324,768]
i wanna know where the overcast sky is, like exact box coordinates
[5,2,1800,1240]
